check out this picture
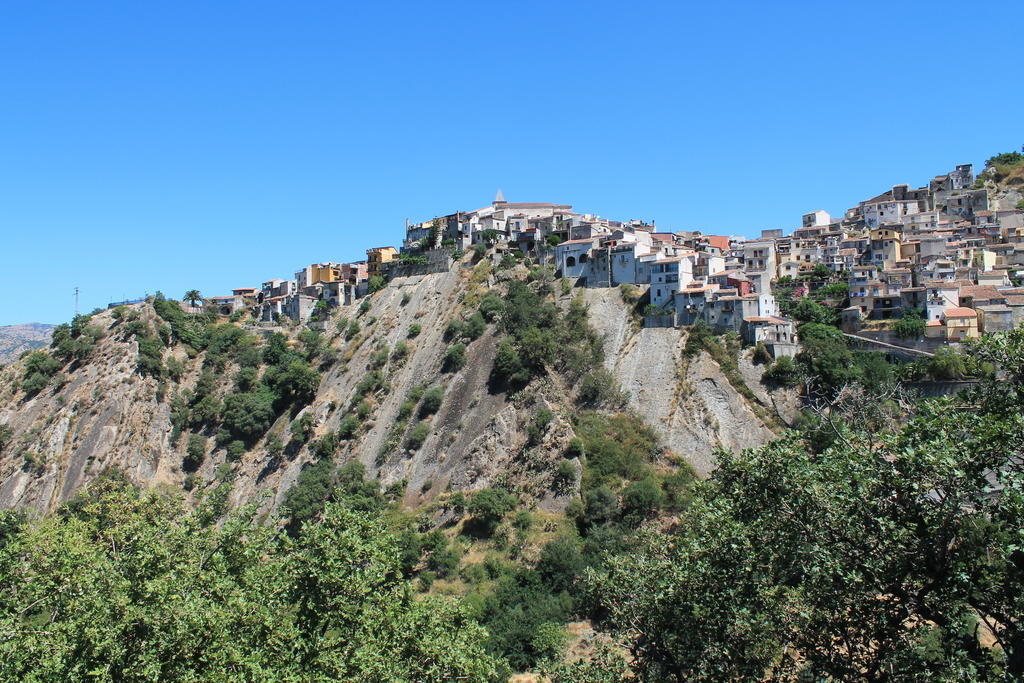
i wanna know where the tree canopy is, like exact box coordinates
[0,477,499,681]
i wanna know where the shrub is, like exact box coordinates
[165,357,185,382]
[620,477,664,526]
[392,341,409,362]
[478,292,504,322]
[401,292,412,305]
[762,356,800,388]
[464,312,486,340]
[398,400,416,420]
[345,320,360,340]
[359,299,372,317]
[21,351,62,395]
[893,309,925,339]
[472,243,487,260]
[290,413,315,444]
[221,390,276,443]
[371,346,389,369]
[184,434,207,472]
[444,319,465,341]
[577,369,626,408]
[528,408,555,444]
[556,460,577,486]
[467,488,517,536]
[407,323,422,339]
[338,414,361,439]
[406,421,431,451]
[226,440,246,462]
[368,275,386,293]
[752,342,772,365]
[312,432,339,459]
[419,386,445,416]
[491,339,529,387]
[443,343,467,372]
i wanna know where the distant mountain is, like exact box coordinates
[0,323,55,365]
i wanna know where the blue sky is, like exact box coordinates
[2,0,1022,325]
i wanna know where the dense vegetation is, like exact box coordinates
[0,474,498,680]
[582,328,1024,681]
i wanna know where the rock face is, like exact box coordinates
[0,323,54,365]
[0,267,784,514]
[583,288,787,475]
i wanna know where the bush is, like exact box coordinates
[491,339,529,387]
[577,369,626,408]
[467,488,517,536]
[338,414,361,439]
[345,320,360,340]
[392,341,409,362]
[464,312,486,340]
[444,319,465,341]
[419,386,445,416]
[762,355,800,388]
[752,342,772,365]
[443,343,467,372]
[472,243,487,260]
[407,323,422,339]
[21,351,62,395]
[406,421,431,451]
[226,440,246,462]
[312,432,339,459]
[290,413,315,444]
[368,275,386,293]
[478,292,504,322]
[893,309,925,339]
[620,477,664,526]
[221,390,277,444]
[359,299,372,316]
[184,434,207,472]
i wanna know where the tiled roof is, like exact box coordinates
[943,307,977,318]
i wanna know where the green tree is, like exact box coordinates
[183,289,203,308]
[590,329,1024,680]
[0,478,500,680]
[466,488,517,536]
[893,309,926,339]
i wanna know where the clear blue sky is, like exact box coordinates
[2,0,1022,325]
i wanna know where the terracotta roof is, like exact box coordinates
[704,235,731,251]
[943,307,977,318]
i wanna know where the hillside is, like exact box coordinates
[0,255,785,516]
[976,150,1024,210]
[0,323,54,365]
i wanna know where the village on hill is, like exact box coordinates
[167,158,1024,358]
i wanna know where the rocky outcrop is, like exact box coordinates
[584,287,791,475]
[0,267,784,515]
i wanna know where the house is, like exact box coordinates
[648,255,696,309]
[554,238,599,278]
[925,282,961,322]
[366,247,398,278]
[942,307,979,341]
[977,306,1014,333]
[742,316,799,358]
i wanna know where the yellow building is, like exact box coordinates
[366,246,398,278]
[869,228,902,268]
[942,307,979,341]
[311,263,342,284]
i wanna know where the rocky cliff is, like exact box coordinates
[0,260,789,516]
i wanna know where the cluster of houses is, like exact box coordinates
[197,162,1023,357]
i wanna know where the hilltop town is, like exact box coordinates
[189,154,1024,354]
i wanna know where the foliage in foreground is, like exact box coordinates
[589,328,1024,681]
[0,478,499,682]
